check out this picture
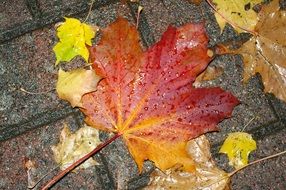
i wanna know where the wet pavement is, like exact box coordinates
[0,0,285,189]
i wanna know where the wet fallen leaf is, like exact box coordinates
[52,123,101,170]
[81,18,239,172]
[220,132,256,169]
[146,135,230,190]
[53,17,97,65]
[56,68,101,107]
[235,0,286,102]
[208,0,262,33]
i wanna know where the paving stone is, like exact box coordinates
[85,1,133,27]
[141,0,202,43]
[0,26,67,127]
[0,0,33,30]
[38,0,62,11]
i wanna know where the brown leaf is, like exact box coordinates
[145,135,230,190]
[236,0,286,102]
[194,65,224,86]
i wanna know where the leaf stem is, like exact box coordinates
[228,150,286,177]
[40,133,122,190]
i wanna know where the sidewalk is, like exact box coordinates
[0,0,285,189]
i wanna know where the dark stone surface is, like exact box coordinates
[0,0,285,189]
[0,26,67,127]
[0,0,33,29]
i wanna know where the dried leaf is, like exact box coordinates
[146,135,230,190]
[81,18,239,172]
[236,0,286,102]
[24,158,37,189]
[220,132,256,169]
[53,17,97,65]
[194,65,224,86]
[210,0,262,33]
[52,123,101,170]
[187,0,202,5]
[56,68,101,107]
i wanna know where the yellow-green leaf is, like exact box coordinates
[211,0,262,33]
[52,123,101,171]
[56,68,101,107]
[53,17,97,65]
[219,132,256,169]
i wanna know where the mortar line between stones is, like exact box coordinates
[25,0,42,19]
[0,105,77,142]
[266,94,284,121]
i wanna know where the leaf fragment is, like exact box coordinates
[52,123,101,171]
[53,17,97,65]
[56,68,101,107]
[194,65,224,86]
[210,0,262,33]
[220,132,256,169]
[146,135,230,190]
[82,18,239,172]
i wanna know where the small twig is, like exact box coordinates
[241,115,258,131]
[84,0,95,22]
[20,87,55,95]
[228,150,286,177]
[40,133,122,190]
[28,166,59,189]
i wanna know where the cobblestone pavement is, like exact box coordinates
[0,0,285,189]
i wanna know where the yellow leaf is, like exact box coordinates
[56,68,101,107]
[53,17,97,65]
[146,135,230,190]
[211,0,262,33]
[52,123,101,171]
[219,132,256,169]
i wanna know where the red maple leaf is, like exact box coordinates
[81,18,239,172]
